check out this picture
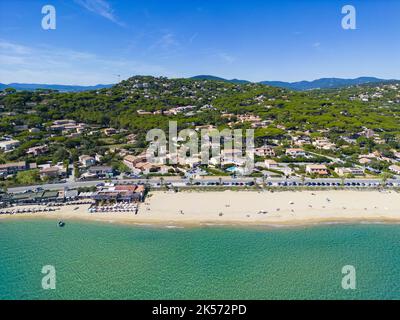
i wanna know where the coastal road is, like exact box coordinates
[6,176,398,194]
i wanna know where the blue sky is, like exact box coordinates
[0,0,399,85]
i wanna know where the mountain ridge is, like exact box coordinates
[259,77,396,90]
[189,75,395,90]
[1,76,397,92]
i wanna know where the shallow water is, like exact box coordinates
[0,219,399,299]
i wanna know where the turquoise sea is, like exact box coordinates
[0,219,399,300]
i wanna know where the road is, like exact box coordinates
[6,176,399,193]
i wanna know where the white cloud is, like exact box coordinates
[0,40,172,85]
[0,40,31,55]
[218,52,236,64]
[150,32,179,51]
[74,0,124,26]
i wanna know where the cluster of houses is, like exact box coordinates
[0,160,67,180]
[358,150,400,166]
[50,119,87,137]
[349,83,400,103]
[1,95,400,183]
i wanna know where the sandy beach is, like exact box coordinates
[1,190,400,227]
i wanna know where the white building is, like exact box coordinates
[306,164,329,176]
[285,148,306,157]
[0,139,20,152]
[255,146,275,157]
[79,155,96,167]
[335,167,365,176]
[264,159,278,169]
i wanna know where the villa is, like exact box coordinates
[306,164,329,176]
[0,161,27,175]
[359,158,372,165]
[286,148,306,157]
[237,114,262,123]
[27,145,49,156]
[79,155,96,168]
[335,167,365,176]
[39,166,63,180]
[123,154,148,171]
[265,159,279,169]
[312,138,336,150]
[103,128,117,136]
[88,166,114,178]
[222,148,243,158]
[0,139,20,152]
[255,146,276,157]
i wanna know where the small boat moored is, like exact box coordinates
[58,221,65,228]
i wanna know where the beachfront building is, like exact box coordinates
[265,159,279,169]
[63,190,79,201]
[92,185,145,203]
[306,164,329,176]
[8,190,61,205]
[335,167,365,176]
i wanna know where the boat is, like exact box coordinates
[58,221,65,228]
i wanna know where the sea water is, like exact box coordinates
[0,219,399,299]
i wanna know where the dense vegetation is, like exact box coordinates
[0,76,399,170]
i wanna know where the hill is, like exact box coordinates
[259,77,392,90]
[190,75,250,84]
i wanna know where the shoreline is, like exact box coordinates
[3,214,400,230]
[1,189,400,228]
